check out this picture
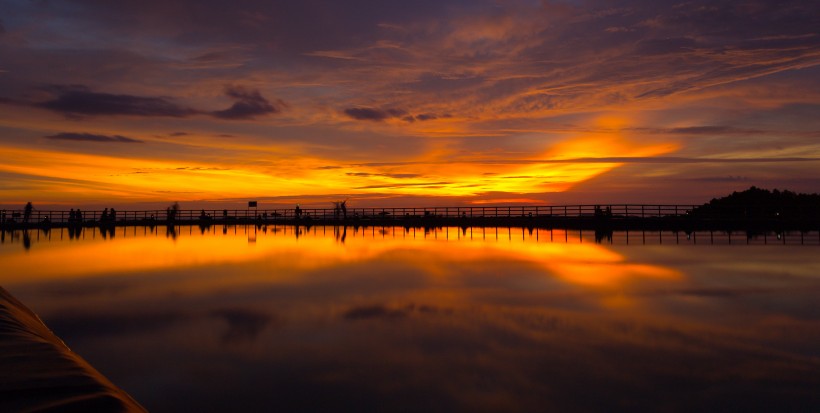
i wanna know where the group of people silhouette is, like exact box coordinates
[3,200,357,228]
[333,200,348,220]
[68,208,84,224]
[100,208,118,223]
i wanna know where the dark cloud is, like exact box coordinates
[354,181,452,189]
[44,132,143,143]
[627,126,764,135]
[688,176,750,183]
[174,166,230,171]
[37,86,197,118]
[387,173,422,179]
[211,85,285,120]
[344,107,406,121]
[346,172,422,179]
[415,113,439,121]
[169,131,189,137]
[344,107,448,122]
[668,126,745,135]
[34,85,284,120]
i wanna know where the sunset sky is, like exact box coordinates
[1,0,818,209]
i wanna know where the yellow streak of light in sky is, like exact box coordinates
[0,115,678,203]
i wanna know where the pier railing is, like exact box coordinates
[0,204,732,224]
[5,203,820,226]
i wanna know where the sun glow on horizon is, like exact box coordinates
[0,115,678,205]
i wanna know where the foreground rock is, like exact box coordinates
[0,287,146,412]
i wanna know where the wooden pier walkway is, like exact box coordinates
[2,204,818,231]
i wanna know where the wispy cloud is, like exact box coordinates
[37,86,196,118]
[33,85,285,121]
[44,132,143,143]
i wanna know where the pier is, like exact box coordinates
[2,204,818,232]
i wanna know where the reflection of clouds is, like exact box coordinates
[342,304,409,321]
[45,306,277,346]
[60,301,819,412]
[47,311,185,341]
[210,307,275,344]
[8,230,819,411]
[342,303,453,321]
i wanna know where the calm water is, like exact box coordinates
[2,226,820,412]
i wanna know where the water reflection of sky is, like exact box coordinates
[2,226,820,412]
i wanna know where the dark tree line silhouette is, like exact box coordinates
[690,186,820,219]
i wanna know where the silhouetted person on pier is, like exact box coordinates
[76,209,83,224]
[295,204,302,219]
[223,209,228,220]
[167,202,179,222]
[341,200,347,220]
[23,202,33,223]
[101,208,109,222]
[200,209,208,220]
[110,208,117,222]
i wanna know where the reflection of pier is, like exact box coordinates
[2,204,818,232]
[3,224,819,251]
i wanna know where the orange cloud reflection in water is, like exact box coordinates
[1,226,679,299]
[5,226,819,413]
